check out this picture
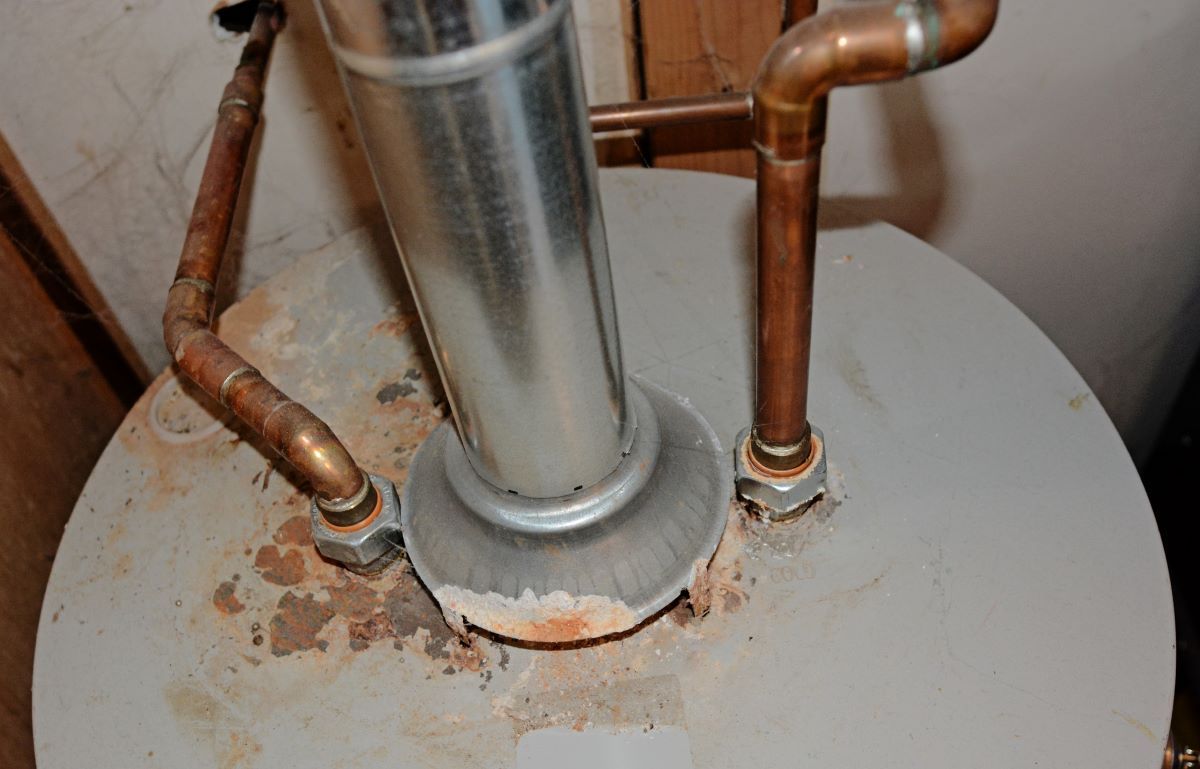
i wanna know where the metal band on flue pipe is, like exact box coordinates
[316,0,633,500]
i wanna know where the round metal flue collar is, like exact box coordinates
[400,376,732,644]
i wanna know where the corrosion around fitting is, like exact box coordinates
[161,1,372,520]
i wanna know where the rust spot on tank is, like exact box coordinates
[212,581,245,615]
[381,573,458,659]
[687,557,713,617]
[370,307,420,339]
[376,381,416,405]
[325,579,382,622]
[253,545,307,586]
[272,515,313,547]
[699,502,753,617]
[348,611,395,651]
[269,591,335,656]
[448,636,487,672]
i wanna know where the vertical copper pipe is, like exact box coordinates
[752,152,820,469]
[749,0,998,472]
[747,0,824,471]
[162,1,376,525]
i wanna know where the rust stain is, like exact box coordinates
[687,562,711,617]
[380,573,459,659]
[697,502,751,617]
[348,611,395,651]
[163,679,261,767]
[105,519,128,549]
[325,579,382,622]
[113,553,134,579]
[272,515,313,547]
[370,307,421,339]
[376,381,417,404]
[814,568,889,608]
[223,519,486,668]
[253,545,307,586]
[448,638,487,672]
[164,679,230,728]
[221,732,263,769]
[269,591,335,656]
[747,488,841,559]
[212,581,246,615]
[216,288,285,353]
[1113,709,1157,742]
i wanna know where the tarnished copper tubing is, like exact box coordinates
[589,92,753,134]
[162,1,374,525]
[749,0,998,472]
[752,154,820,472]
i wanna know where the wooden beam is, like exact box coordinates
[636,0,782,177]
[0,225,126,769]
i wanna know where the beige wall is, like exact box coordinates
[0,0,630,373]
[820,0,1200,459]
[2,0,1197,459]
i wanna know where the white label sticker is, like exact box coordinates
[516,726,695,769]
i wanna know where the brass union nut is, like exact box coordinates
[734,426,827,520]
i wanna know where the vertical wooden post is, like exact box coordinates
[0,134,138,769]
[0,227,126,769]
[636,0,783,177]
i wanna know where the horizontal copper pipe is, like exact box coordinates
[750,0,999,472]
[163,1,375,524]
[589,92,752,133]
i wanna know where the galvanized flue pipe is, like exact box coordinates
[317,0,633,499]
[163,1,378,526]
[749,0,999,473]
[164,0,997,531]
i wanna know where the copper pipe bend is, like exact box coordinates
[162,1,374,525]
[750,0,998,472]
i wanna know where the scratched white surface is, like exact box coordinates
[34,169,1173,768]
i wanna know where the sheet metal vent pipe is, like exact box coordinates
[166,0,997,644]
[314,0,731,642]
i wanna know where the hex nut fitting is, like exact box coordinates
[310,474,402,570]
[734,425,827,521]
